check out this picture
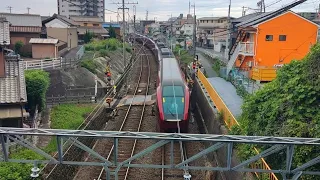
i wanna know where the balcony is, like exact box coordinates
[239,42,254,56]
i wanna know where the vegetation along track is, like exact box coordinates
[72,43,153,180]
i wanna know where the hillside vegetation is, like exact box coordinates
[232,44,320,179]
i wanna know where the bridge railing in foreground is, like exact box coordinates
[0,128,319,180]
[197,70,278,180]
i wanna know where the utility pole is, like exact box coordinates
[111,1,138,88]
[146,10,148,21]
[189,0,191,15]
[27,7,31,14]
[225,0,232,60]
[192,3,196,59]
[242,6,245,16]
[7,6,12,13]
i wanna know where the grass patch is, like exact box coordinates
[80,59,99,74]
[44,104,94,153]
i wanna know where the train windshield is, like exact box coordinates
[162,86,185,120]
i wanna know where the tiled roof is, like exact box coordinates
[0,17,10,45]
[70,16,103,23]
[43,14,78,26]
[236,0,307,27]
[0,55,27,104]
[0,12,41,27]
[29,38,59,44]
[77,26,108,35]
[231,13,264,23]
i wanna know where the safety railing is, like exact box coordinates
[239,42,254,55]
[197,69,239,128]
[197,70,278,180]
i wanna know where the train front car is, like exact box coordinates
[156,57,190,133]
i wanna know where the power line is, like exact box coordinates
[111,0,138,87]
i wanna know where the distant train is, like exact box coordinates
[156,47,190,133]
[129,33,190,133]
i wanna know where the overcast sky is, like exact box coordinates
[0,0,319,21]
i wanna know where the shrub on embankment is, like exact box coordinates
[231,44,320,179]
[173,45,193,65]
[0,104,95,180]
[25,70,50,114]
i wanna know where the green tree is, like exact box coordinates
[108,25,117,38]
[84,30,94,43]
[25,70,50,113]
[14,41,24,55]
[232,43,320,179]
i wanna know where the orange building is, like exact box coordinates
[228,11,318,81]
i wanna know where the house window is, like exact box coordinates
[207,20,209,23]
[93,24,99,26]
[279,35,286,41]
[84,23,88,26]
[265,35,273,41]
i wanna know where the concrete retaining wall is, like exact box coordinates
[192,79,244,180]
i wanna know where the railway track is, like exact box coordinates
[96,45,151,180]
[161,130,190,180]
[71,43,152,180]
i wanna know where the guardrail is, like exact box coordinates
[197,70,278,180]
[24,58,63,70]
[197,69,239,128]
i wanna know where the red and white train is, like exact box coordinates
[130,34,190,133]
[156,47,190,133]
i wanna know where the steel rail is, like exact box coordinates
[96,43,151,180]
[44,43,141,179]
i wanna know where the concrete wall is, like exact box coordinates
[192,79,243,180]
[47,27,78,49]
[31,44,57,59]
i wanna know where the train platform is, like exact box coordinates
[207,77,243,118]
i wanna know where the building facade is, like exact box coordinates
[42,14,79,49]
[57,0,105,21]
[228,11,318,81]
[197,17,230,47]
[0,13,42,56]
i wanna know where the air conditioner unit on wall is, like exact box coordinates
[247,61,252,67]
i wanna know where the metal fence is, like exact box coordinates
[229,68,262,94]
[76,45,85,60]
[46,95,97,106]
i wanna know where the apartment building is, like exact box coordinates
[197,17,231,47]
[57,0,105,21]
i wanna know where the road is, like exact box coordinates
[196,52,218,78]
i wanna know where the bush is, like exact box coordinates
[232,43,320,179]
[14,41,24,55]
[99,49,108,57]
[84,38,121,52]
[0,149,44,180]
[212,59,223,73]
[80,59,98,73]
[25,70,50,113]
